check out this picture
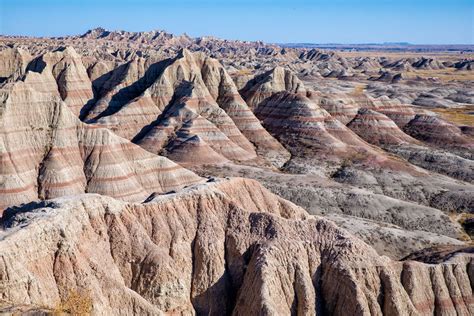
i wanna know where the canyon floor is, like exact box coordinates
[0,29,473,315]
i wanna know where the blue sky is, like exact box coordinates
[1,0,473,44]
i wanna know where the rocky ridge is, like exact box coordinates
[0,178,472,315]
[0,65,202,211]
[0,29,473,315]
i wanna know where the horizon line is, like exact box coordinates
[1,27,473,47]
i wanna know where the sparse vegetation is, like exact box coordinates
[449,212,473,242]
[53,290,93,315]
[404,68,474,82]
[429,106,474,127]
[458,213,474,242]
[351,84,366,96]
[232,68,253,76]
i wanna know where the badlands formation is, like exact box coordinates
[0,29,473,314]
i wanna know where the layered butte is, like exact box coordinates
[0,68,202,211]
[82,49,290,167]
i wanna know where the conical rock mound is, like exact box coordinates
[27,47,94,116]
[404,114,474,150]
[0,47,32,83]
[164,135,230,166]
[347,108,418,145]
[242,66,307,109]
[136,83,257,162]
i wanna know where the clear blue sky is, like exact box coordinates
[1,0,473,44]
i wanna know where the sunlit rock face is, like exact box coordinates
[1,29,474,315]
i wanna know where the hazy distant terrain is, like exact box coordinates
[280,43,474,52]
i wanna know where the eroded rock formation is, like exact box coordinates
[1,178,472,315]
[0,69,201,211]
[0,29,473,315]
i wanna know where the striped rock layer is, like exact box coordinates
[136,89,255,164]
[347,108,419,146]
[241,66,307,110]
[254,92,378,158]
[89,49,289,166]
[317,92,416,128]
[84,57,149,121]
[404,114,474,151]
[317,95,360,125]
[28,47,94,116]
[242,68,378,159]
[0,70,202,212]
[0,46,291,167]
[0,178,472,315]
[0,48,32,83]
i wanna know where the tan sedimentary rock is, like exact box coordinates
[28,47,94,116]
[136,82,258,163]
[21,65,59,95]
[99,49,289,166]
[317,95,360,125]
[242,67,377,159]
[0,47,31,82]
[0,178,472,315]
[139,49,256,154]
[94,89,161,140]
[367,96,417,128]
[82,50,289,165]
[242,66,307,110]
[317,92,416,129]
[0,70,202,211]
[86,60,116,82]
[201,57,291,166]
[404,114,474,150]
[164,135,230,166]
[254,91,376,158]
[412,57,446,70]
[84,57,149,121]
[1,32,474,315]
[347,108,419,145]
[346,109,474,181]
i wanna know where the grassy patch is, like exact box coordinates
[53,290,92,315]
[351,84,366,96]
[231,68,253,76]
[404,68,474,82]
[458,213,474,241]
[449,212,474,242]
[429,106,474,126]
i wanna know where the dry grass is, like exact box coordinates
[53,290,92,315]
[458,213,474,242]
[404,68,474,82]
[449,212,474,242]
[340,151,371,168]
[429,106,474,126]
[232,68,253,76]
[351,84,366,96]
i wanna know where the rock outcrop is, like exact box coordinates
[404,114,474,153]
[347,108,418,145]
[1,31,474,315]
[0,70,202,211]
[0,48,31,83]
[241,66,307,109]
[27,47,94,116]
[83,50,290,166]
[255,92,369,155]
[0,178,472,315]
